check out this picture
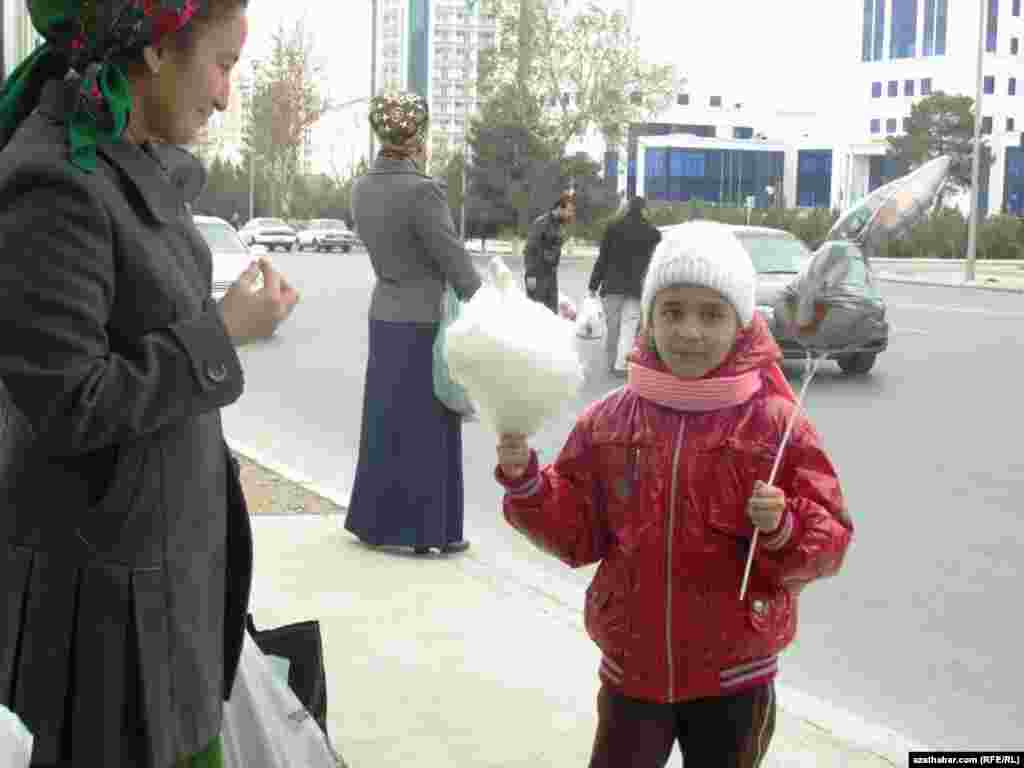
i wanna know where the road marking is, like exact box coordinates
[893,327,930,336]
[889,302,1024,318]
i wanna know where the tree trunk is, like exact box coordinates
[516,0,531,238]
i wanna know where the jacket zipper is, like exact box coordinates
[666,418,686,701]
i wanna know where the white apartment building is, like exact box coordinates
[854,0,1024,214]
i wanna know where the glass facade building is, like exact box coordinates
[408,0,430,98]
[1004,147,1024,215]
[987,0,999,52]
[923,0,948,55]
[797,150,833,208]
[639,145,785,208]
[890,0,918,59]
[862,0,886,61]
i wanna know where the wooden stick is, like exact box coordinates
[740,353,821,601]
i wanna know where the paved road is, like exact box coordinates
[222,248,1024,751]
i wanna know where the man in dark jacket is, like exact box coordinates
[524,191,576,313]
[588,196,662,375]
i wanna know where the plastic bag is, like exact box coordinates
[575,296,606,340]
[445,257,584,437]
[827,155,952,260]
[0,705,33,768]
[771,241,887,352]
[558,292,577,321]
[222,632,340,768]
[432,284,476,417]
[613,298,642,372]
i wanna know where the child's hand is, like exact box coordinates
[497,433,530,479]
[747,480,786,533]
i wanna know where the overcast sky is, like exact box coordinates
[241,1,857,162]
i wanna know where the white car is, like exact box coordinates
[238,217,298,252]
[194,215,257,299]
[296,218,359,253]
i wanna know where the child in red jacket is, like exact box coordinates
[496,221,853,768]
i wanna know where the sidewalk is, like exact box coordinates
[245,506,919,767]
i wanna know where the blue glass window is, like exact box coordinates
[870,118,881,134]
[1010,77,1018,95]
[985,76,995,95]
[733,126,754,139]
[1012,37,1020,54]
[905,79,915,96]
[886,118,898,133]
[872,82,882,98]
[1015,0,1021,15]
[888,80,899,97]
[1008,117,1016,132]
[670,150,705,178]
[982,116,993,134]
[921,78,933,95]
[863,0,875,61]
[644,148,670,200]
[874,0,886,61]
[890,0,918,59]
[935,0,947,54]
[987,0,999,52]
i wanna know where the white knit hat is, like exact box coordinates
[640,221,756,328]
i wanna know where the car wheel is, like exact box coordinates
[837,352,877,375]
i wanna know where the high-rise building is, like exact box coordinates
[374,0,498,155]
[856,0,1024,214]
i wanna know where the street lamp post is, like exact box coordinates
[965,0,987,283]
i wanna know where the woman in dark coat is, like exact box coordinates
[345,93,482,555]
[0,2,298,766]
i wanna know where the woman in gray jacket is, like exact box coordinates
[345,93,482,554]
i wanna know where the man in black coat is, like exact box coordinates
[524,191,576,313]
[588,196,663,375]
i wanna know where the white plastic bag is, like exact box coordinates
[0,705,32,768]
[445,257,584,437]
[613,298,642,372]
[575,296,606,340]
[222,632,339,768]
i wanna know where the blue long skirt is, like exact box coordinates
[344,318,464,548]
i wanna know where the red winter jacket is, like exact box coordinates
[496,317,853,704]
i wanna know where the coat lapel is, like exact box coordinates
[37,79,190,226]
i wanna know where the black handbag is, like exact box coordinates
[245,613,329,737]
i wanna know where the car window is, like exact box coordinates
[734,233,809,274]
[197,221,248,254]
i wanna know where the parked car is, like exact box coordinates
[658,224,889,374]
[194,215,258,299]
[238,217,298,252]
[296,219,360,253]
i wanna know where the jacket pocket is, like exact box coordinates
[696,438,777,541]
[584,561,630,666]
[591,438,649,540]
[744,587,795,645]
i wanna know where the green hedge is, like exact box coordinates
[576,201,1024,260]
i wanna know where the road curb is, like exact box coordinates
[230,438,927,765]
[878,275,1024,294]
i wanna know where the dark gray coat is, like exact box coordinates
[352,156,481,323]
[0,79,252,767]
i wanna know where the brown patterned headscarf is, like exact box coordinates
[369,91,429,159]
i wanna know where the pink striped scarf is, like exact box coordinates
[627,363,763,412]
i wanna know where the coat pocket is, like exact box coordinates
[584,562,630,667]
[74,440,156,563]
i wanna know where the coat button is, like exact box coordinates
[206,362,228,383]
[752,600,767,615]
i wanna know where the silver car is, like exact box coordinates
[194,215,258,299]
[659,224,889,374]
[238,217,298,252]
[296,219,359,253]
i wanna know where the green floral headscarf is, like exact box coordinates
[369,91,429,150]
[0,0,205,172]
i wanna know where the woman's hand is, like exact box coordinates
[497,433,530,479]
[219,258,300,344]
[747,480,786,533]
